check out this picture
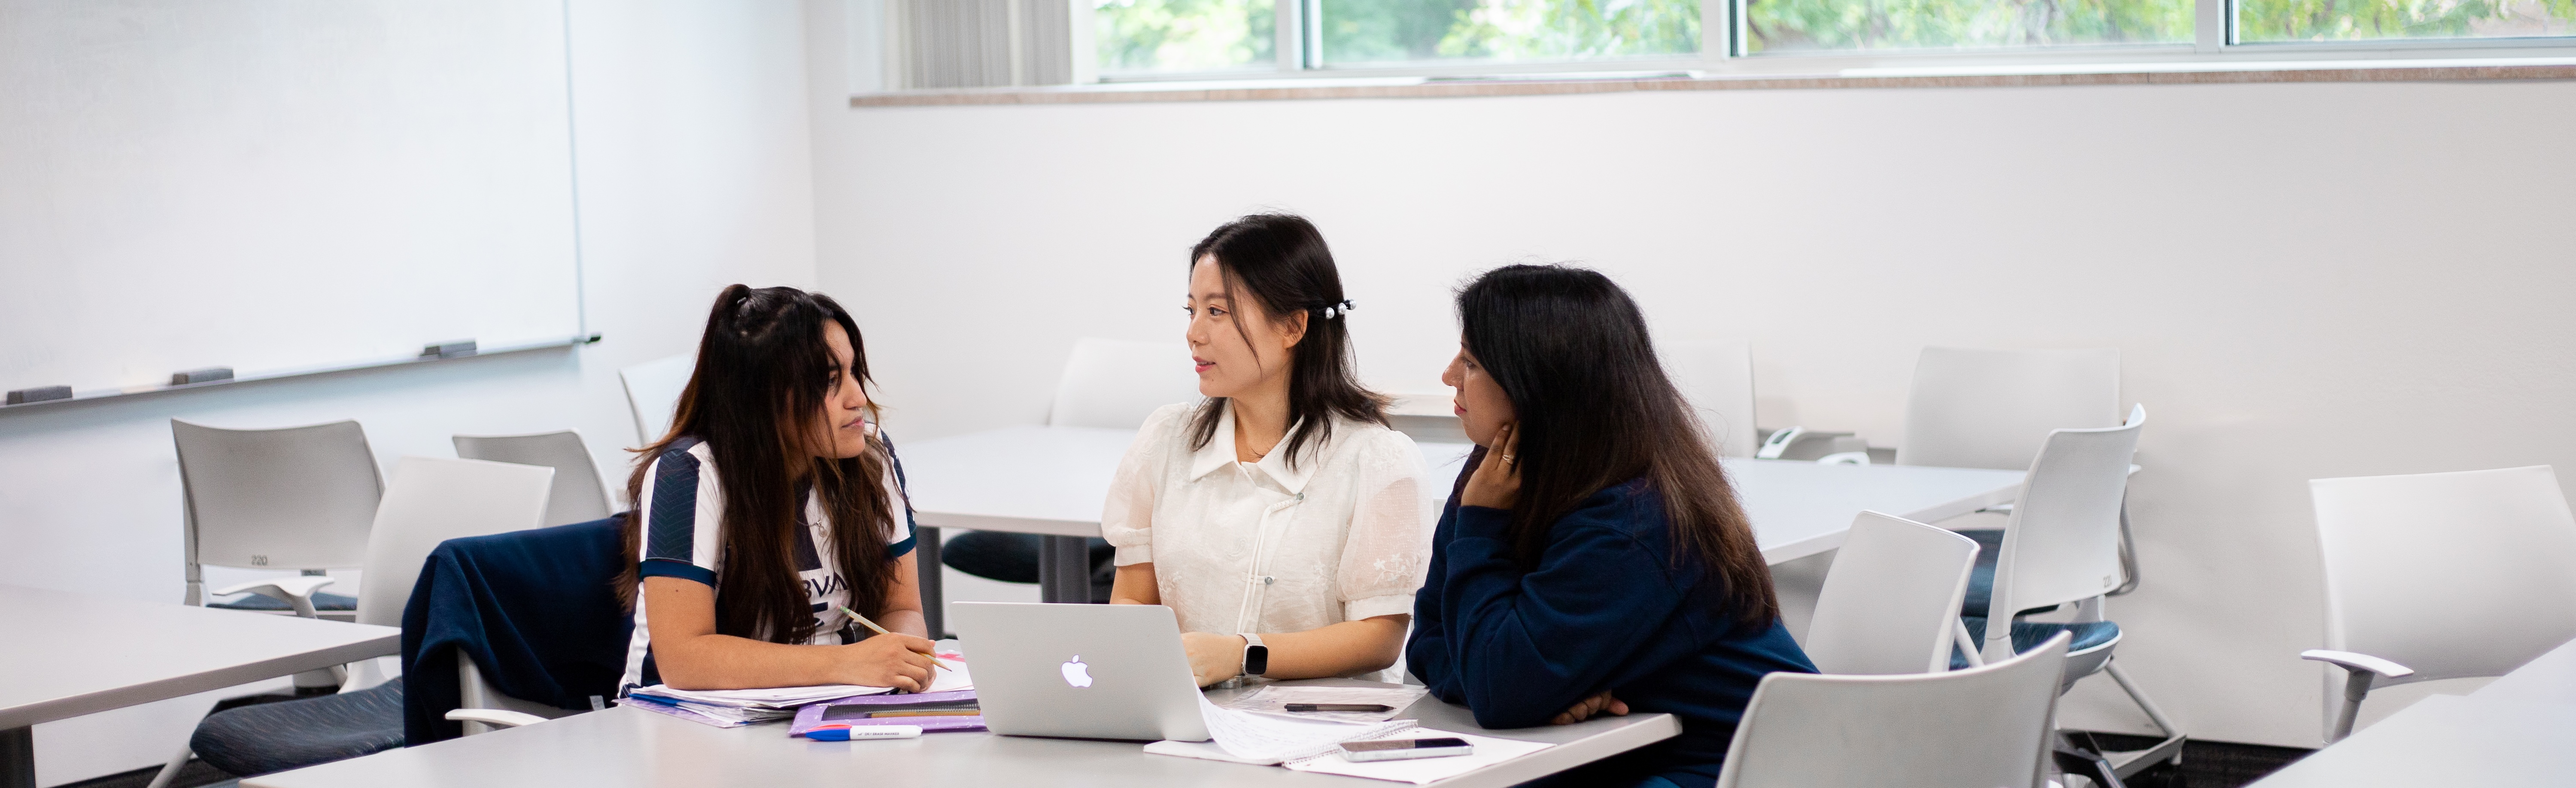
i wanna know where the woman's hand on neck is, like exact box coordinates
[1230,372,1292,464]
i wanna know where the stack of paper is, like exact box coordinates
[629,660,976,729]
[626,684,898,727]
[790,689,984,736]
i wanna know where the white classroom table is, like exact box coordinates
[244,677,1680,788]
[2247,636,2576,787]
[899,426,2025,629]
[0,585,401,788]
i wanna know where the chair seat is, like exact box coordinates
[1952,618,2121,671]
[1956,529,2060,619]
[209,591,358,612]
[191,678,404,777]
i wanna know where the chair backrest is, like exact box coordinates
[619,353,695,446]
[1716,632,2070,788]
[1899,347,2120,470]
[353,457,554,627]
[1663,339,1757,459]
[1987,405,2145,628]
[1806,511,1981,674]
[172,418,383,585]
[1048,337,1201,429]
[453,430,615,526]
[2310,465,2576,689]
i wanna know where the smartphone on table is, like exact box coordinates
[1338,737,1473,762]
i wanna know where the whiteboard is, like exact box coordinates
[0,0,580,394]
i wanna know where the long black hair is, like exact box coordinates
[1186,213,1389,467]
[1455,264,1779,629]
[614,285,902,645]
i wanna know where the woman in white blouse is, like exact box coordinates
[1103,213,1433,687]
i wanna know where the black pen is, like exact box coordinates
[1285,703,1394,712]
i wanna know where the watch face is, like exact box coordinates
[1245,645,1270,676]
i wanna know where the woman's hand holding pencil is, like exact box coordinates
[841,605,966,673]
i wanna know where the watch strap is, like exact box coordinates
[1241,633,1269,676]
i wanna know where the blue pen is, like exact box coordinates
[807,724,923,741]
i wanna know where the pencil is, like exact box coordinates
[838,605,965,672]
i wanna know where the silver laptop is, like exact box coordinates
[951,601,1212,742]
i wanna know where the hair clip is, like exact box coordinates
[1320,299,1356,319]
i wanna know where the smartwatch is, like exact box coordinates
[1241,633,1270,677]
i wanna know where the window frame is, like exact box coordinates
[1081,0,2576,84]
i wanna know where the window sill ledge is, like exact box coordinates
[849,57,2576,107]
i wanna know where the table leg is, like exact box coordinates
[1036,535,1090,603]
[2,725,33,788]
[915,526,948,639]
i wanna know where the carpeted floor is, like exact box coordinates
[2084,731,2316,787]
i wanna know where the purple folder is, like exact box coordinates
[789,689,984,736]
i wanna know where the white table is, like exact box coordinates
[2248,636,2576,786]
[899,426,2024,631]
[0,585,401,788]
[243,677,1680,788]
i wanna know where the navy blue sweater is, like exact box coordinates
[1407,478,1816,788]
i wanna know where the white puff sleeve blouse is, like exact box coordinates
[1100,402,1433,671]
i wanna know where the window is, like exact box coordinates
[1094,0,1276,75]
[2235,0,2576,43]
[1073,0,2575,83]
[1741,0,2191,54]
[1316,0,1704,66]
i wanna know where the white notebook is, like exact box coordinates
[1284,729,1555,785]
[1145,692,1418,764]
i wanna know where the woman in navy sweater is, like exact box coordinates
[1407,265,1817,788]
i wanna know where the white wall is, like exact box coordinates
[0,2,817,783]
[806,15,2576,748]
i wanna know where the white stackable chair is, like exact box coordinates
[148,457,558,788]
[619,353,695,445]
[1662,339,1758,459]
[1962,405,2181,782]
[1804,512,1981,675]
[1899,346,2145,606]
[1716,632,2072,788]
[353,458,575,734]
[2303,465,2576,742]
[1048,337,1202,429]
[345,458,559,694]
[454,430,616,526]
[170,419,382,622]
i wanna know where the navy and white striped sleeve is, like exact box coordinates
[637,440,721,586]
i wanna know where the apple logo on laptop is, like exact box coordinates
[1060,655,1093,688]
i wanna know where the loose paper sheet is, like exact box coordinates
[1283,729,1555,785]
[1182,691,1415,764]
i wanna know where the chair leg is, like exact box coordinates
[142,742,193,788]
[2053,732,2127,788]
[1953,618,1987,668]
[2098,660,2187,778]
[2328,669,2374,743]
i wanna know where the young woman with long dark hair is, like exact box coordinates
[1101,213,1434,686]
[1406,265,1816,788]
[614,285,940,692]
